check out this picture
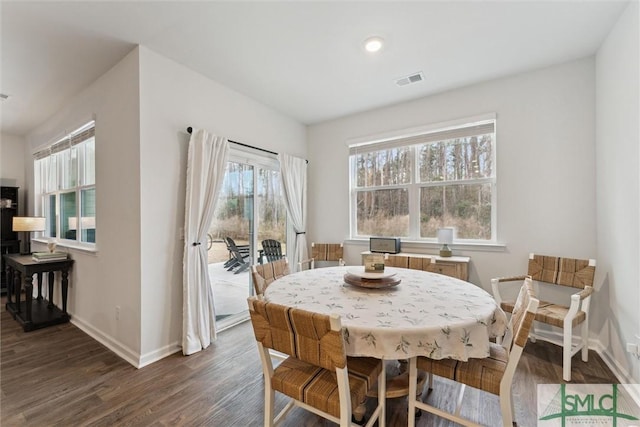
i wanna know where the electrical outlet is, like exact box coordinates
[627,342,639,356]
[115,306,120,321]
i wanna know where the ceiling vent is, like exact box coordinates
[395,72,424,87]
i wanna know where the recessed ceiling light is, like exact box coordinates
[364,37,384,53]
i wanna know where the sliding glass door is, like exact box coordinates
[256,168,287,261]
[207,150,285,331]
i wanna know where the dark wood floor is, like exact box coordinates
[1,305,622,427]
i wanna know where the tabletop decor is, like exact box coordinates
[362,253,385,272]
[437,227,454,257]
[32,251,68,262]
[344,266,401,288]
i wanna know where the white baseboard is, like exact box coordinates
[71,315,182,368]
[530,328,637,385]
[70,316,141,367]
[592,340,637,384]
[139,342,182,368]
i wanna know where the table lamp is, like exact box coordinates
[437,227,454,257]
[13,216,46,254]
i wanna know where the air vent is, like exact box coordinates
[395,72,424,87]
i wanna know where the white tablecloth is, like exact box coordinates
[264,266,508,361]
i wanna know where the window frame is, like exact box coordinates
[33,120,96,251]
[348,114,497,244]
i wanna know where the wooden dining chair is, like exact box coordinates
[298,242,345,270]
[312,242,345,266]
[251,258,290,296]
[297,257,315,271]
[247,296,386,427]
[491,253,596,381]
[408,276,539,427]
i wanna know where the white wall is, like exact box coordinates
[15,44,306,367]
[308,58,597,292]
[21,46,306,367]
[26,47,143,365]
[136,47,306,363]
[0,133,27,216]
[595,1,640,382]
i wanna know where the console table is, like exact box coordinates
[361,251,470,281]
[4,254,74,332]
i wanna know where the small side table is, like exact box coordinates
[1,240,20,294]
[4,254,74,332]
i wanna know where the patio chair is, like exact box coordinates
[223,237,249,270]
[260,239,283,263]
[408,276,539,427]
[491,253,596,381]
[224,237,251,274]
[247,296,386,427]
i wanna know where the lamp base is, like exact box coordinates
[439,244,452,257]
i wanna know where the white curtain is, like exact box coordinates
[278,153,308,272]
[182,129,229,355]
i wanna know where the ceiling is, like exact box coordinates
[0,1,629,137]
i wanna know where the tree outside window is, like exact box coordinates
[350,118,496,242]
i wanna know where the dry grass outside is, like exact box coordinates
[358,215,410,237]
[209,217,250,242]
[421,214,490,240]
[358,213,490,240]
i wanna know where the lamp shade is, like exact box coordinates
[12,217,46,232]
[437,227,454,245]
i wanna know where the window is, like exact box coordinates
[34,121,96,246]
[349,117,496,242]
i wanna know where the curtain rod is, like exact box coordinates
[187,126,277,156]
[186,127,307,163]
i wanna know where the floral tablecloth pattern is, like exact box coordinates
[264,266,508,361]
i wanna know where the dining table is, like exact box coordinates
[263,265,509,401]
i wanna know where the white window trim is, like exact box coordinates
[32,237,98,253]
[346,113,497,148]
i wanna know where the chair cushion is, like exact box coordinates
[272,356,382,418]
[346,356,383,391]
[417,343,508,396]
[501,300,586,328]
[416,356,458,381]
